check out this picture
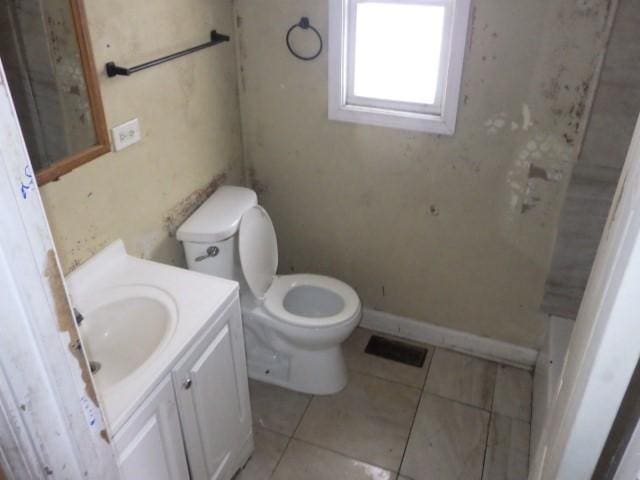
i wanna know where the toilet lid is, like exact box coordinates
[238,205,278,299]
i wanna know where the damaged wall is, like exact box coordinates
[39,0,244,273]
[235,0,615,347]
[543,0,640,318]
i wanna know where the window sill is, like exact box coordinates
[328,102,456,135]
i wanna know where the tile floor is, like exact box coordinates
[234,328,532,480]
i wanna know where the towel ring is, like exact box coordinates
[286,17,323,61]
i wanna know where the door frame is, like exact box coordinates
[530,115,640,479]
[0,60,119,478]
[613,418,640,479]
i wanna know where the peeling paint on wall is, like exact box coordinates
[44,249,107,441]
[248,166,269,196]
[165,173,227,236]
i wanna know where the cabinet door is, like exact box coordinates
[114,376,189,480]
[173,301,251,480]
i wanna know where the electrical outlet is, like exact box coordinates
[111,118,141,151]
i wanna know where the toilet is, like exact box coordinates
[177,186,361,394]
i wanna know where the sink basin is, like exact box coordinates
[65,239,239,432]
[78,285,178,390]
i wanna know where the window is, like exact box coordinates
[328,0,471,134]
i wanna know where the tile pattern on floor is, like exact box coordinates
[482,414,531,480]
[234,327,533,480]
[271,439,395,480]
[401,393,490,480]
[249,379,311,436]
[493,365,533,422]
[425,348,497,410]
[295,371,421,470]
[234,427,289,480]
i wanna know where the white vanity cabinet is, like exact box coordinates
[113,299,253,480]
[113,376,190,480]
[173,300,253,480]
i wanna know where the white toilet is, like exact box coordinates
[177,186,361,394]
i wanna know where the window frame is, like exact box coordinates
[328,0,471,134]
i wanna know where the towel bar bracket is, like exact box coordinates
[106,30,230,78]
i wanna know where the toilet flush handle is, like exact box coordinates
[195,246,219,262]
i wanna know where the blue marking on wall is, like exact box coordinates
[20,165,34,199]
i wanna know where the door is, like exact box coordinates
[530,115,640,479]
[613,418,640,480]
[114,376,189,480]
[0,60,119,477]
[173,301,251,480]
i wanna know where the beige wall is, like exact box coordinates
[40,0,244,273]
[235,0,615,347]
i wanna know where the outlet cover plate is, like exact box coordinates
[111,118,141,151]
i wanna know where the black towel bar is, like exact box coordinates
[106,30,230,78]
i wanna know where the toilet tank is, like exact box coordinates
[177,186,257,282]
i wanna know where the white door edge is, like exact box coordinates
[530,114,640,479]
[0,59,119,479]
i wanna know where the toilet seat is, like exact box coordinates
[264,274,361,328]
[239,206,360,329]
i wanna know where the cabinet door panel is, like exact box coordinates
[114,376,189,480]
[174,302,251,480]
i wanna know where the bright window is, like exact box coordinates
[329,0,471,134]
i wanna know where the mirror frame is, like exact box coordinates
[35,0,110,185]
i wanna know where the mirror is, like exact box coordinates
[0,0,109,184]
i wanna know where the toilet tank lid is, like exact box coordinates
[176,186,258,243]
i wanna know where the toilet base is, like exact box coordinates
[242,306,352,395]
[246,344,348,395]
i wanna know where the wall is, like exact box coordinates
[235,0,615,347]
[543,0,640,318]
[39,0,244,273]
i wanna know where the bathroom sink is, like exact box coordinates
[78,285,178,391]
[66,239,239,432]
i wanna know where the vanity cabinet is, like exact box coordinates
[114,299,253,480]
[173,301,253,480]
[113,376,190,480]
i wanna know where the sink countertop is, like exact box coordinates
[66,240,238,434]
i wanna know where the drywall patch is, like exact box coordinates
[528,164,549,181]
[164,172,227,236]
[486,106,534,136]
[485,112,508,135]
[506,133,573,216]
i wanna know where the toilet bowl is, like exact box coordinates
[177,186,361,394]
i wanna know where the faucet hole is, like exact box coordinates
[89,361,101,374]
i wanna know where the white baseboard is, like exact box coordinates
[531,315,574,465]
[360,308,538,370]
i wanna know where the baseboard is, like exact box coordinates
[531,315,574,465]
[360,308,538,370]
